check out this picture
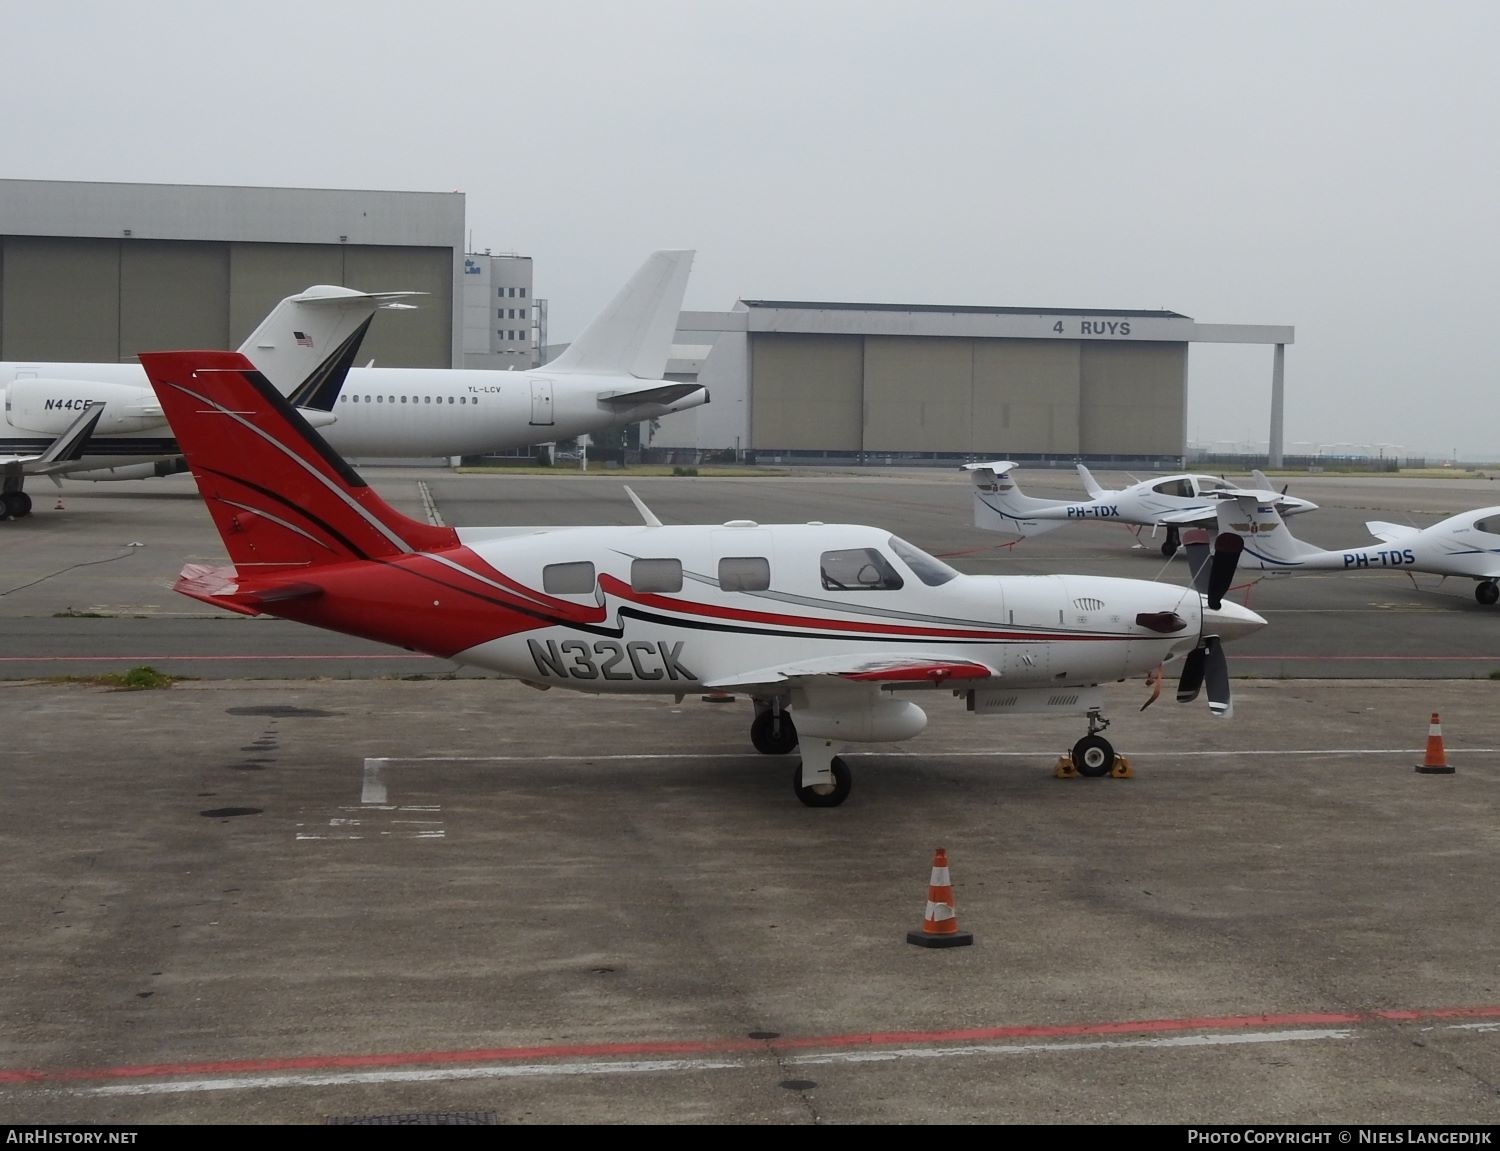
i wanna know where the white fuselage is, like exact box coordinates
[0,361,705,473]
[428,522,1218,694]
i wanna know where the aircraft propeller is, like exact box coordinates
[1176,526,1246,717]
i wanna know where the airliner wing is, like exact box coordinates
[1365,520,1420,543]
[704,653,998,691]
[1,401,108,473]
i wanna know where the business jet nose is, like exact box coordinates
[1202,598,1266,642]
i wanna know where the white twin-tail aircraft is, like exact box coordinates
[963,461,1319,556]
[306,249,705,458]
[137,349,1268,807]
[1205,491,1500,606]
[0,285,417,518]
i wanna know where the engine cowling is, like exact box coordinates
[66,458,190,482]
[7,379,164,435]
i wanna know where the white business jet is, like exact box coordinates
[137,349,1267,807]
[308,249,705,458]
[0,285,416,518]
[963,461,1318,556]
[1201,490,1500,606]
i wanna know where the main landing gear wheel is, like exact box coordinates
[1161,526,1180,558]
[793,757,851,807]
[750,710,798,755]
[1071,734,1116,778]
[1477,581,1499,606]
[1,491,32,520]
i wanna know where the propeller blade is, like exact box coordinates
[1183,530,1213,594]
[1203,636,1231,717]
[1176,645,1206,703]
[1205,532,1245,609]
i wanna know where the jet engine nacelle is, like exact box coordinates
[793,699,929,743]
[66,458,191,482]
[6,379,164,435]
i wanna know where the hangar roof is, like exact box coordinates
[742,300,1189,319]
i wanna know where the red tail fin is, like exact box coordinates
[139,350,456,571]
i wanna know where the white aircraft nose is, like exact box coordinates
[1203,598,1267,642]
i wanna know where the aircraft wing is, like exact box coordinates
[1,401,108,473]
[704,652,998,691]
[597,382,706,409]
[1155,488,1281,526]
[1366,520,1421,543]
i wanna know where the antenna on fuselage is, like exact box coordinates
[624,486,662,527]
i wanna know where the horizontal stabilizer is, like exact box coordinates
[598,382,705,409]
[174,562,324,616]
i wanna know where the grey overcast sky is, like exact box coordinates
[4,1,1497,458]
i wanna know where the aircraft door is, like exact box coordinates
[530,377,554,426]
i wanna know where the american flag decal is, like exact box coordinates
[294,331,313,348]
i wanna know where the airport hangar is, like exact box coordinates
[1,178,1294,465]
[654,304,1295,467]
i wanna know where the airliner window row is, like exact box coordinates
[337,395,479,404]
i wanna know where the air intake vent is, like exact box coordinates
[1073,597,1105,611]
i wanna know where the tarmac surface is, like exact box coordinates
[1,466,1498,1124]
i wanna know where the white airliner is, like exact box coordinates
[0,285,416,518]
[309,249,705,457]
[1,250,706,520]
[963,461,1319,555]
[1203,490,1500,606]
[137,349,1267,807]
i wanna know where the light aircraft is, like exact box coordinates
[137,348,1268,807]
[1,285,417,519]
[963,461,1319,556]
[304,249,707,459]
[1202,490,1500,606]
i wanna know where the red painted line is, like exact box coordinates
[3,1003,1498,1086]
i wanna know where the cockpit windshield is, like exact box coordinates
[888,535,959,586]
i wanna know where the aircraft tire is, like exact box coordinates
[793,757,851,807]
[1477,581,1499,606]
[750,710,798,755]
[1071,734,1115,777]
[1,491,31,520]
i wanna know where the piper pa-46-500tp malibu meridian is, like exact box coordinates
[963,460,1318,556]
[138,350,1267,807]
[306,249,706,458]
[0,286,416,519]
[1204,490,1500,607]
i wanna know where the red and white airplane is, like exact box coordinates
[138,350,1267,806]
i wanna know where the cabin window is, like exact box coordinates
[376,395,383,403]
[719,556,771,592]
[888,535,958,587]
[401,396,407,403]
[1152,478,1193,498]
[543,561,595,595]
[424,396,431,404]
[820,548,904,591]
[1473,516,1500,535]
[631,558,682,593]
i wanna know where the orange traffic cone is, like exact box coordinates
[1415,712,1455,774]
[54,497,65,510]
[906,847,974,948]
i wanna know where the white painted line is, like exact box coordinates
[361,760,386,805]
[66,1027,1359,1097]
[363,749,1499,765]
